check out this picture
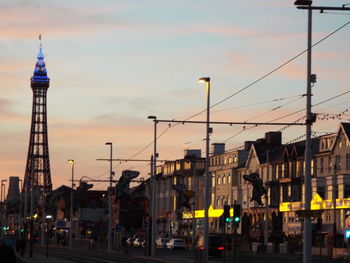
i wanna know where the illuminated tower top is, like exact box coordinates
[31,35,50,86]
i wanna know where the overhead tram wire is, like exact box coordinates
[244,95,304,122]
[222,90,350,143]
[211,94,304,114]
[104,20,350,167]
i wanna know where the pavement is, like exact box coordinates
[13,244,350,263]
[18,252,73,263]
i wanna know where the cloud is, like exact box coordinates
[0,97,27,121]
[0,2,139,40]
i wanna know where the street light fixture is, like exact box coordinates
[105,142,113,253]
[68,159,74,248]
[147,115,157,257]
[1,180,7,202]
[198,77,211,263]
[294,0,312,6]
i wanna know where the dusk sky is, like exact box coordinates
[1,0,349,192]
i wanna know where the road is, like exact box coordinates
[21,246,350,263]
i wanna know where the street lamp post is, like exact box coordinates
[68,159,74,248]
[1,180,7,237]
[18,179,22,238]
[45,214,52,257]
[148,115,157,257]
[105,142,113,253]
[198,77,211,263]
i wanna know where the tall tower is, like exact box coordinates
[23,39,52,193]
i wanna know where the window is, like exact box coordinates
[184,161,191,170]
[188,177,192,190]
[335,155,341,171]
[176,162,181,170]
[328,156,332,172]
[291,183,301,201]
[227,174,231,184]
[217,176,221,185]
[212,176,216,187]
[311,160,314,176]
[229,156,233,163]
[344,184,350,198]
[347,153,350,170]
[224,157,227,165]
[281,164,285,178]
[296,162,300,177]
[320,158,324,173]
[222,175,226,185]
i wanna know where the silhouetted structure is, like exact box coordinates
[23,40,52,193]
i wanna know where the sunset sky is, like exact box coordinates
[0,0,349,193]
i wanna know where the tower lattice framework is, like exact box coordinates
[23,44,52,193]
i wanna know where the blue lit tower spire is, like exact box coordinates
[23,35,52,194]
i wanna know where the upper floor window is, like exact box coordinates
[176,162,181,170]
[227,174,231,184]
[222,175,226,185]
[217,176,221,185]
[188,177,192,190]
[346,153,350,170]
[184,161,191,170]
[320,158,324,173]
[212,176,216,187]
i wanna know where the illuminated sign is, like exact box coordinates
[345,230,350,239]
[182,205,233,219]
[279,193,350,212]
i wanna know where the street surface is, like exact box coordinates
[18,245,350,263]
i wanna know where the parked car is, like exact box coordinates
[133,238,145,248]
[126,237,135,247]
[197,235,225,257]
[166,239,186,250]
[156,238,170,248]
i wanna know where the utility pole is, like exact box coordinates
[294,2,350,263]
[105,142,113,253]
[41,190,46,246]
[333,161,337,248]
[192,162,197,250]
[149,155,154,256]
[29,164,34,258]
[148,115,158,257]
[68,159,75,248]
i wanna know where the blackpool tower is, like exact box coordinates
[23,39,52,195]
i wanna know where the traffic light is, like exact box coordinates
[233,204,241,224]
[223,204,231,223]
